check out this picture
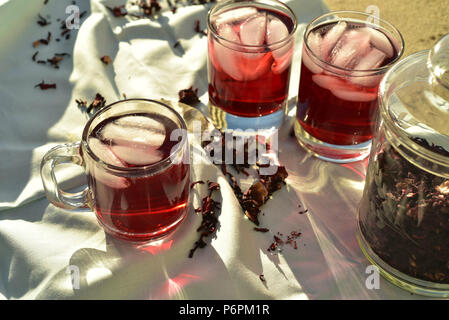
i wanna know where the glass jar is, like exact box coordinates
[357,34,449,297]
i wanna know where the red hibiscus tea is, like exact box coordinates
[85,110,190,242]
[207,0,297,130]
[294,12,403,162]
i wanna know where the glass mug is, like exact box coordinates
[40,99,190,242]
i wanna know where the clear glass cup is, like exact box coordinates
[40,99,190,243]
[207,0,297,132]
[357,34,449,297]
[294,11,404,163]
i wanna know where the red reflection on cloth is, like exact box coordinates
[139,240,174,255]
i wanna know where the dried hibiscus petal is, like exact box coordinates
[138,0,161,16]
[35,81,56,90]
[178,86,200,106]
[360,138,449,284]
[33,32,51,47]
[100,55,112,65]
[107,5,128,17]
[37,14,51,27]
[47,56,64,69]
[190,180,205,189]
[76,93,106,113]
[189,181,221,258]
[194,19,207,36]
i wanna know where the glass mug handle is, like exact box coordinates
[40,142,89,209]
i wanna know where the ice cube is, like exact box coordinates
[331,88,377,102]
[312,74,348,91]
[88,137,125,167]
[349,48,386,87]
[271,47,293,74]
[111,145,164,166]
[217,23,240,43]
[330,29,371,69]
[308,31,323,59]
[213,24,245,81]
[214,7,258,27]
[87,137,130,188]
[92,166,130,189]
[101,122,166,150]
[349,73,383,88]
[114,115,166,134]
[312,74,378,100]
[302,32,323,74]
[354,48,386,70]
[266,17,289,44]
[360,27,394,58]
[321,21,347,60]
[214,22,271,81]
[239,13,267,46]
[242,51,272,79]
[267,17,292,71]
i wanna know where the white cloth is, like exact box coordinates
[0,0,422,299]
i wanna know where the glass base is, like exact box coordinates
[208,100,285,133]
[96,210,187,244]
[294,119,371,163]
[357,220,449,297]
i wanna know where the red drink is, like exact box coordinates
[207,4,296,118]
[85,112,190,241]
[297,22,400,146]
[295,14,403,162]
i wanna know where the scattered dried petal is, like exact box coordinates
[189,182,221,258]
[207,181,220,192]
[37,14,51,27]
[436,181,449,195]
[106,5,128,17]
[178,86,200,106]
[268,230,301,253]
[35,81,56,90]
[194,19,207,36]
[100,55,113,65]
[33,32,51,47]
[190,180,205,189]
[137,0,161,16]
[47,55,64,69]
[76,93,106,113]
